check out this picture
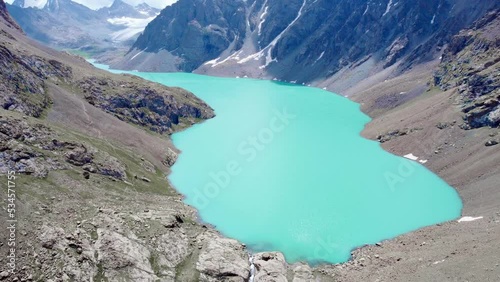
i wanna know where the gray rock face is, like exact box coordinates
[133,0,248,72]
[95,228,155,281]
[0,117,68,177]
[126,0,499,84]
[196,231,251,281]
[79,76,215,134]
[292,264,315,282]
[0,45,71,117]
[253,252,288,282]
[433,9,500,129]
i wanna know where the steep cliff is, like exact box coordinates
[433,9,500,129]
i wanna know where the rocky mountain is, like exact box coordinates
[115,0,499,87]
[97,0,159,18]
[6,0,160,54]
[433,9,500,129]
[135,2,161,17]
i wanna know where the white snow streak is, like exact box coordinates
[258,1,269,35]
[204,57,220,66]
[363,4,369,16]
[382,0,393,17]
[239,0,308,68]
[129,50,144,61]
[314,51,325,64]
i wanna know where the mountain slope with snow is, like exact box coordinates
[115,0,499,91]
[6,0,159,53]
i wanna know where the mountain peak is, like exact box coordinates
[110,0,129,9]
[135,2,151,9]
[134,2,160,17]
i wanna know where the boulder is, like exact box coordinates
[95,228,157,281]
[196,231,250,281]
[253,252,288,282]
[292,264,315,282]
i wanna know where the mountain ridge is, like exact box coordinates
[6,0,160,54]
[112,0,499,89]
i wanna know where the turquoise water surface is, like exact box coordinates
[93,62,462,264]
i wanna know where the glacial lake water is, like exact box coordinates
[93,62,462,264]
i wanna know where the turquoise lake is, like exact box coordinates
[94,62,462,264]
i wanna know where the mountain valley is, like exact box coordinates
[0,0,500,281]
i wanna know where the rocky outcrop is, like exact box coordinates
[253,252,288,282]
[376,127,424,143]
[0,116,130,180]
[0,44,72,117]
[95,228,155,281]
[292,264,315,282]
[196,231,251,281]
[132,0,247,72]
[0,117,68,177]
[433,9,500,129]
[79,76,215,134]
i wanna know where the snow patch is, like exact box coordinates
[403,153,419,161]
[21,0,48,9]
[403,153,428,164]
[208,50,244,67]
[204,57,221,66]
[457,216,483,223]
[107,16,156,41]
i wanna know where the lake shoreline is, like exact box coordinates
[89,60,499,281]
